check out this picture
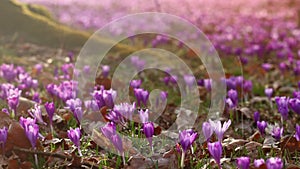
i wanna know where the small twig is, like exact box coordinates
[13,146,72,160]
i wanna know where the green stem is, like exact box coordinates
[180,151,185,168]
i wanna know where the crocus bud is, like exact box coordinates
[257,121,267,135]
[265,88,273,98]
[134,88,149,107]
[130,79,142,89]
[227,89,238,106]
[143,122,154,149]
[266,157,283,169]
[236,156,250,169]
[208,141,223,167]
[254,159,265,168]
[202,122,213,142]
[0,127,8,150]
[45,102,55,125]
[101,65,110,78]
[254,111,260,123]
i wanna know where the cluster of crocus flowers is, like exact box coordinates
[67,127,82,156]
[101,122,125,165]
[178,129,198,168]
[134,88,149,107]
[202,119,231,168]
[226,89,238,109]
[0,127,8,152]
[66,98,83,125]
[257,121,267,136]
[92,88,117,109]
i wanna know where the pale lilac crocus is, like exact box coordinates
[139,109,149,123]
[183,74,195,89]
[271,126,283,141]
[102,89,117,108]
[254,159,265,167]
[209,119,231,141]
[266,157,283,169]
[208,141,222,168]
[227,89,238,107]
[67,127,82,156]
[265,88,273,98]
[179,129,198,168]
[29,104,46,125]
[257,121,267,135]
[295,124,300,141]
[114,102,136,121]
[45,102,55,134]
[202,122,213,142]
[236,156,250,169]
[0,127,8,151]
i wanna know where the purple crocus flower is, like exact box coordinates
[266,157,283,169]
[254,111,260,123]
[275,96,289,120]
[236,156,250,169]
[227,89,238,106]
[271,126,283,141]
[295,124,300,141]
[66,98,82,113]
[106,110,123,124]
[73,107,83,125]
[265,88,273,98]
[29,104,46,125]
[101,122,123,154]
[179,129,197,153]
[20,117,36,129]
[289,98,300,114]
[257,121,267,135]
[202,122,213,141]
[209,119,231,141]
[67,127,82,156]
[143,122,154,150]
[32,92,41,103]
[0,127,8,150]
[84,100,99,112]
[102,89,117,108]
[183,74,195,89]
[45,102,55,125]
[101,65,110,78]
[134,88,149,107]
[130,79,142,89]
[243,80,252,93]
[2,108,9,115]
[226,98,235,109]
[160,91,168,103]
[254,159,265,167]
[34,64,43,74]
[139,109,149,123]
[204,79,212,91]
[179,129,198,168]
[0,64,17,82]
[208,141,223,167]
[262,63,272,71]
[25,123,39,148]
